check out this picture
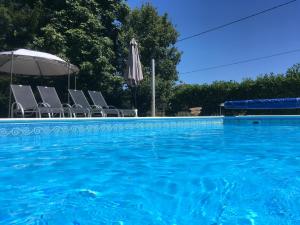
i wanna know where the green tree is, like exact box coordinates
[118,4,181,115]
[32,0,129,105]
[0,0,42,51]
[0,0,131,115]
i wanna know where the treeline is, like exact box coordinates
[0,1,299,117]
[168,64,300,116]
[0,0,180,117]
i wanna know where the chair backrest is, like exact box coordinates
[68,89,91,109]
[37,86,62,108]
[88,90,108,107]
[11,84,38,110]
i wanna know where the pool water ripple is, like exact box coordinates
[1,121,300,224]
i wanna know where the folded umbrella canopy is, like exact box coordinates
[0,49,79,116]
[124,38,143,108]
[124,38,143,86]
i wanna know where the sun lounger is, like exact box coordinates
[38,86,89,117]
[68,89,104,117]
[10,84,56,118]
[88,90,137,117]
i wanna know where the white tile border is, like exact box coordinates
[0,117,223,137]
[2,115,300,137]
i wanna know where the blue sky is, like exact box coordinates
[127,0,300,84]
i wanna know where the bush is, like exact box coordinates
[168,64,300,116]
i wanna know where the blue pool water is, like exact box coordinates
[1,117,300,224]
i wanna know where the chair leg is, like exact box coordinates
[10,109,14,118]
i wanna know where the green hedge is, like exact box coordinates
[168,64,300,115]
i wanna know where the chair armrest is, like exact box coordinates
[12,102,23,110]
[11,102,24,112]
[91,105,102,109]
[37,103,50,108]
[107,105,117,109]
[72,104,83,108]
[62,103,72,108]
[11,102,25,117]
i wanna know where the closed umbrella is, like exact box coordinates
[124,38,143,108]
[0,49,79,116]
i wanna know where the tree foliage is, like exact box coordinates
[0,1,181,116]
[32,0,129,106]
[118,4,181,114]
[0,1,299,117]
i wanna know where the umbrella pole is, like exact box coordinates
[130,85,134,108]
[134,86,137,109]
[151,59,155,117]
[67,63,70,104]
[8,52,14,117]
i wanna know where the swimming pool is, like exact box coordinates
[1,116,300,224]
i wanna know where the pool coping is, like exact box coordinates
[0,116,224,124]
[224,115,300,119]
[1,115,300,121]
[1,115,300,125]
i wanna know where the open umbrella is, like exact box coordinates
[0,49,79,116]
[124,38,143,108]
